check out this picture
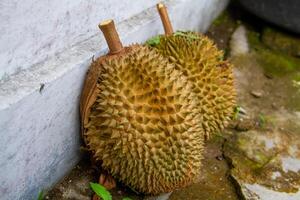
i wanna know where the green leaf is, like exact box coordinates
[258,114,266,127]
[37,190,43,200]
[233,105,241,120]
[122,198,133,200]
[146,36,160,46]
[90,182,112,200]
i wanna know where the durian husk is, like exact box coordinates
[81,45,204,194]
[150,32,236,139]
[80,46,136,136]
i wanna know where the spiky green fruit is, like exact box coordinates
[83,46,204,194]
[149,32,236,138]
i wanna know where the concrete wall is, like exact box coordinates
[0,0,161,79]
[0,0,229,199]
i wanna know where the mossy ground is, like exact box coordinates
[218,2,300,198]
[262,27,300,57]
[169,136,239,200]
[247,28,300,78]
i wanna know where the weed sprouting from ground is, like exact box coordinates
[90,182,133,200]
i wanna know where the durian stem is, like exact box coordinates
[99,19,124,55]
[157,3,174,35]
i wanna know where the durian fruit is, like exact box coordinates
[151,33,236,139]
[81,20,204,195]
[149,4,236,139]
[84,46,204,194]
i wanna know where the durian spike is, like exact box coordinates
[157,3,173,35]
[99,19,124,55]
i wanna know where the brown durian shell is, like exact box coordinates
[80,46,138,139]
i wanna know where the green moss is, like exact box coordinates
[212,10,231,26]
[257,49,300,76]
[247,30,261,50]
[293,73,300,82]
[262,27,300,56]
[246,27,300,77]
[236,137,248,148]
[227,140,268,173]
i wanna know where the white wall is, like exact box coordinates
[0,0,229,199]
[0,0,160,79]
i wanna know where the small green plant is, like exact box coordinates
[90,182,112,200]
[258,113,275,128]
[233,105,242,120]
[37,190,44,200]
[258,114,266,127]
[146,36,160,46]
[212,10,230,26]
[90,182,132,200]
